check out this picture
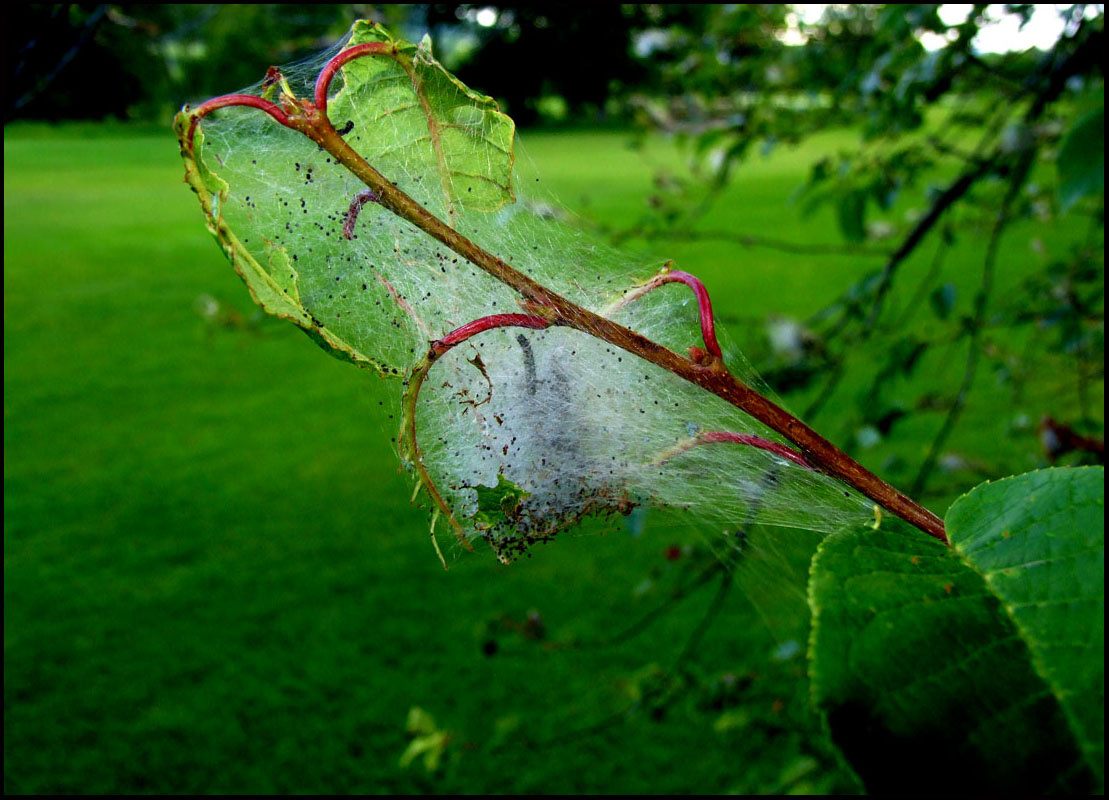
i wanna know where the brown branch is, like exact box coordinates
[307,121,946,542]
[1039,416,1105,463]
[182,44,949,543]
[863,158,994,331]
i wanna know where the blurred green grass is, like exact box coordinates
[4,121,1095,794]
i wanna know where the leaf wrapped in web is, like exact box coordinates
[176,21,883,564]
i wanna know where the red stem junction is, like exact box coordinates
[314,42,394,114]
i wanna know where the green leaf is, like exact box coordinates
[405,705,438,736]
[835,189,867,243]
[399,706,451,772]
[173,120,382,372]
[1057,105,1104,211]
[808,157,831,186]
[809,512,1098,793]
[929,282,956,319]
[398,731,450,772]
[174,21,518,378]
[333,22,516,219]
[175,117,388,376]
[947,466,1104,788]
[471,473,532,530]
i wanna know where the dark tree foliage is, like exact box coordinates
[423,4,648,125]
[7,5,138,121]
[614,4,1105,496]
[6,5,355,123]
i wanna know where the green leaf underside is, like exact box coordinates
[808,518,1096,794]
[947,466,1105,789]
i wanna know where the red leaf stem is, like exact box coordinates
[186,94,291,148]
[691,431,813,469]
[605,267,723,361]
[433,314,552,355]
[655,270,723,359]
[314,41,395,114]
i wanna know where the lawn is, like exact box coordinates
[4,120,1096,794]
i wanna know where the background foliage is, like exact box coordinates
[5,4,1103,794]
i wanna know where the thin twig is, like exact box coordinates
[671,567,734,668]
[549,562,724,651]
[912,151,1034,495]
[631,229,893,258]
[536,566,736,749]
[8,5,108,120]
[803,360,845,421]
[892,236,951,330]
[863,158,994,332]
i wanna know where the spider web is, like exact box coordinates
[180,21,873,569]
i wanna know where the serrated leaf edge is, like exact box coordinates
[175,109,398,378]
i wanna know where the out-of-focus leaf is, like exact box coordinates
[929,283,956,319]
[1057,105,1104,211]
[836,190,867,243]
[809,157,831,186]
[400,706,451,772]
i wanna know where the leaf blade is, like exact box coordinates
[1057,105,1104,211]
[173,117,386,374]
[947,466,1105,788]
[329,22,516,223]
[808,518,1096,793]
